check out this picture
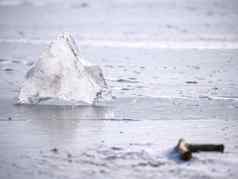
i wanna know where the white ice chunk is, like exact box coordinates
[17,33,108,105]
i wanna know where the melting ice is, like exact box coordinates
[17,33,108,105]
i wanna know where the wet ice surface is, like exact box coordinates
[1,116,238,179]
[1,0,238,179]
[1,44,238,101]
[1,49,238,179]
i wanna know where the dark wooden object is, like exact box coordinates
[175,138,224,161]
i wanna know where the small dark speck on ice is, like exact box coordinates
[51,148,59,153]
[121,88,130,91]
[185,81,198,84]
[67,153,72,158]
[80,2,88,8]
[111,146,123,151]
[0,59,8,62]
[3,68,14,72]
[117,79,139,83]
[11,60,21,64]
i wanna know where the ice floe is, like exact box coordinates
[17,33,108,105]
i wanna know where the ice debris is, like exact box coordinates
[17,33,108,105]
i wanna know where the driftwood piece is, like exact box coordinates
[188,144,224,153]
[175,138,224,161]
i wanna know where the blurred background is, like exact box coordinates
[0,0,238,46]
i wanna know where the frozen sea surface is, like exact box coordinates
[0,0,238,179]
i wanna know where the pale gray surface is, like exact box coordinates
[0,0,238,179]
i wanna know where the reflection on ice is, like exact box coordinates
[13,103,113,121]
